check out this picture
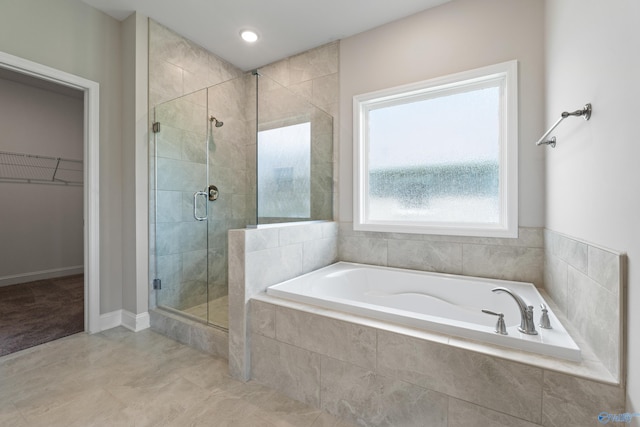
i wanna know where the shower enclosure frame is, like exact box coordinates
[150,71,332,329]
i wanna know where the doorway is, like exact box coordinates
[0,51,100,349]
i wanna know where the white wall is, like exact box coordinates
[121,13,149,316]
[0,0,124,313]
[545,0,640,415]
[0,77,83,282]
[339,0,545,227]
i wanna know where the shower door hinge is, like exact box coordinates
[152,122,161,133]
[153,278,162,290]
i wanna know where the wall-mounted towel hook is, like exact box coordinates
[536,103,592,148]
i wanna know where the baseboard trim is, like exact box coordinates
[100,310,150,332]
[122,310,150,332]
[100,310,123,331]
[0,266,84,287]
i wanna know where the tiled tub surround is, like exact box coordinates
[544,229,626,383]
[249,295,625,427]
[228,221,338,380]
[337,224,624,381]
[266,262,581,361]
[338,222,545,287]
[237,224,626,426]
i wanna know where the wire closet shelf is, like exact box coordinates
[0,151,83,186]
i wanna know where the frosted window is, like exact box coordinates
[354,61,518,237]
[368,87,500,223]
[258,122,310,218]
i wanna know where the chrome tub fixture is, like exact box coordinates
[491,287,538,335]
[482,309,508,335]
[536,103,592,147]
[539,303,552,329]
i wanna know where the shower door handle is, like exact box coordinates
[193,191,208,221]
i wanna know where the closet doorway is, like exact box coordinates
[0,52,100,355]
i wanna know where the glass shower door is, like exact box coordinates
[153,88,210,323]
[151,76,252,330]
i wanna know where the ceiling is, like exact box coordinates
[82,0,450,71]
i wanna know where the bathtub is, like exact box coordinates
[267,262,581,361]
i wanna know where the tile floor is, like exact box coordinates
[0,327,356,427]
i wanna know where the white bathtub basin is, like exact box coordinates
[267,262,581,361]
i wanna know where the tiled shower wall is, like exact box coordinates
[256,75,334,222]
[149,20,248,312]
[148,21,243,108]
[258,42,339,220]
[206,75,256,301]
[149,21,338,313]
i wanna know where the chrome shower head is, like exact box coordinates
[210,116,223,127]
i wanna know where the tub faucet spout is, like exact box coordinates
[491,287,538,335]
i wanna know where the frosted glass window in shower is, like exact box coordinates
[354,61,518,237]
[258,122,311,219]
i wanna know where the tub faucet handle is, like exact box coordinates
[482,309,508,335]
[539,303,552,329]
[491,287,538,335]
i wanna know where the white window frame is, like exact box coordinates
[353,60,518,238]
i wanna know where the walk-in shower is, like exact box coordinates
[150,72,333,329]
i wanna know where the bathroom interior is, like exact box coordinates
[0,0,638,426]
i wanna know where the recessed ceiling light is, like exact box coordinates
[240,30,259,43]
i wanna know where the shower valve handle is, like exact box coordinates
[208,185,219,201]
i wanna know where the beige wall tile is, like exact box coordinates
[245,228,280,252]
[279,224,324,246]
[544,230,588,274]
[250,334,321,407]
[588,246,621,295]
[149,60,183,107]
[320,356,448,427]
[387,239,463,274]
[312,73,339,107]
[303,237,338,272]
[377,330,543,423]
[275,306,376,370]
[568,267,620,379]
[462,244,544,286]
[448,398,542,427]
[543,254,569,312]
[542,371,624,427]
[245,245,304,293]
[250,300,276,339]
[289,43,339,84]
[338,235,388,265]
